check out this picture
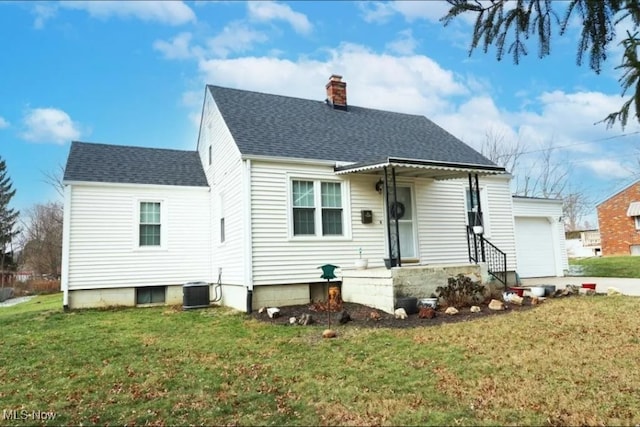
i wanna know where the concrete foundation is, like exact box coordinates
[341,263,491,314]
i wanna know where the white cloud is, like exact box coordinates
[247,2,312,34]
[359,2,396,23]
[360,1,452,24]
[21,108,82,144]
[0,117,9,129]
[153,32,202,60]
[32,4,57,29]
[386,29,418,55]
[206,22,267,58]
[59,1,196,26]
[584,159,634,179]
[196,43,467,116]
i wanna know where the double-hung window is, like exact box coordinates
[292,180,343,237]
[139,202,161,246]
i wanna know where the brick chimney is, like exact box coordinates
[325,74,347,110]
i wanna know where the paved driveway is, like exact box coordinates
[520,276,640,297]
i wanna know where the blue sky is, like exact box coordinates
[1,1,639,228]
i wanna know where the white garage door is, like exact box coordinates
[514,217,556,278]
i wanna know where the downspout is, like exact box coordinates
[383,166,392,262]
[242,159,254,312]
[61,184,72,310]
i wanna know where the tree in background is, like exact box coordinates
[19,202,63,278]
[481,131,592,230]
[0,157,20,287]
[442,0,640,129]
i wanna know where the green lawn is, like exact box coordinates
[570,255,640,278]
[2,293,640,426]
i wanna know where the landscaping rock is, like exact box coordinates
[470,305,481,313]
[531,296,541,305]
[394,308,408,319]
[258,306,266,314]
[369,311,381,321]
[418,306,436,319]
[607,287,623,296]
[488,299,505,311]
[322,329,337,339]
[289,317,297,325]
[298,313,313,325]
[336,310,352,324]
[444,307,459,315]
[509,295,524,306]
[267,307,280,319]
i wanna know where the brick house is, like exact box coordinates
[597,181,640,255]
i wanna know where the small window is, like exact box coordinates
[321,182,343,235]
[220,217,225,243]
[139,202,161,246]
[292,180,315,235]
[208,145,212,165]
[291,179,344,237]
[136,286,166,304]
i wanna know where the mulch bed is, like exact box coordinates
[251,298,540,329]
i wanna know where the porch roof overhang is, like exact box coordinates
[334,157,506,180]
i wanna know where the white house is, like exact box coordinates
[61,75,565,312]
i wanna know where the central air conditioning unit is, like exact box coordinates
[183,282,210,310]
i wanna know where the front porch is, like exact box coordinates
[340,263,490,314]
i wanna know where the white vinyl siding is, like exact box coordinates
[252,161,375,285]
[66,184,211,290]
[415,175,516,271]
[197,91,245,286]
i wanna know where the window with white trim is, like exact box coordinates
[139,202,161,246]
[635,216,640,230]
[292,180,343,237]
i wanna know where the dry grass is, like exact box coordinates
[1,293,640,426]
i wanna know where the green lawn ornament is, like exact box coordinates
[318,264,340,331]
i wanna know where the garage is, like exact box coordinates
[514,217,557,277]
[512,197,567,278]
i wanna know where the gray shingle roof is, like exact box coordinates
[64,141,208,187]
[208,85,499,168]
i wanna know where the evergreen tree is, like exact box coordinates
[442,0,640,129]
[0,156,19,287]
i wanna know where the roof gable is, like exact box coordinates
[64,141,208,187]
[208,85,497,168]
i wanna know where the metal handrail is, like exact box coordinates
[467,226,507,287]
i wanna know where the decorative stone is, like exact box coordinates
[258,307,266,314]
[369,311,381,321]
[531,296,541,305]
[607,287,623,296]
[418,306,436,319]
[488,299,505,311]
[394,308,408,319]
[298,313,313,325]
[322,329,337,339]
[336,310,351,324]
[510,295,524,305]
[470,305,481,313]
[289,317,297,325]
[266,307,280,319]
[444,307,459,315]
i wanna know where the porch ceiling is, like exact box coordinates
[334,157,506,180]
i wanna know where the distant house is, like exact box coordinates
[565,229,601,258]
[62,75,566,312]
[597,181,640,255]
